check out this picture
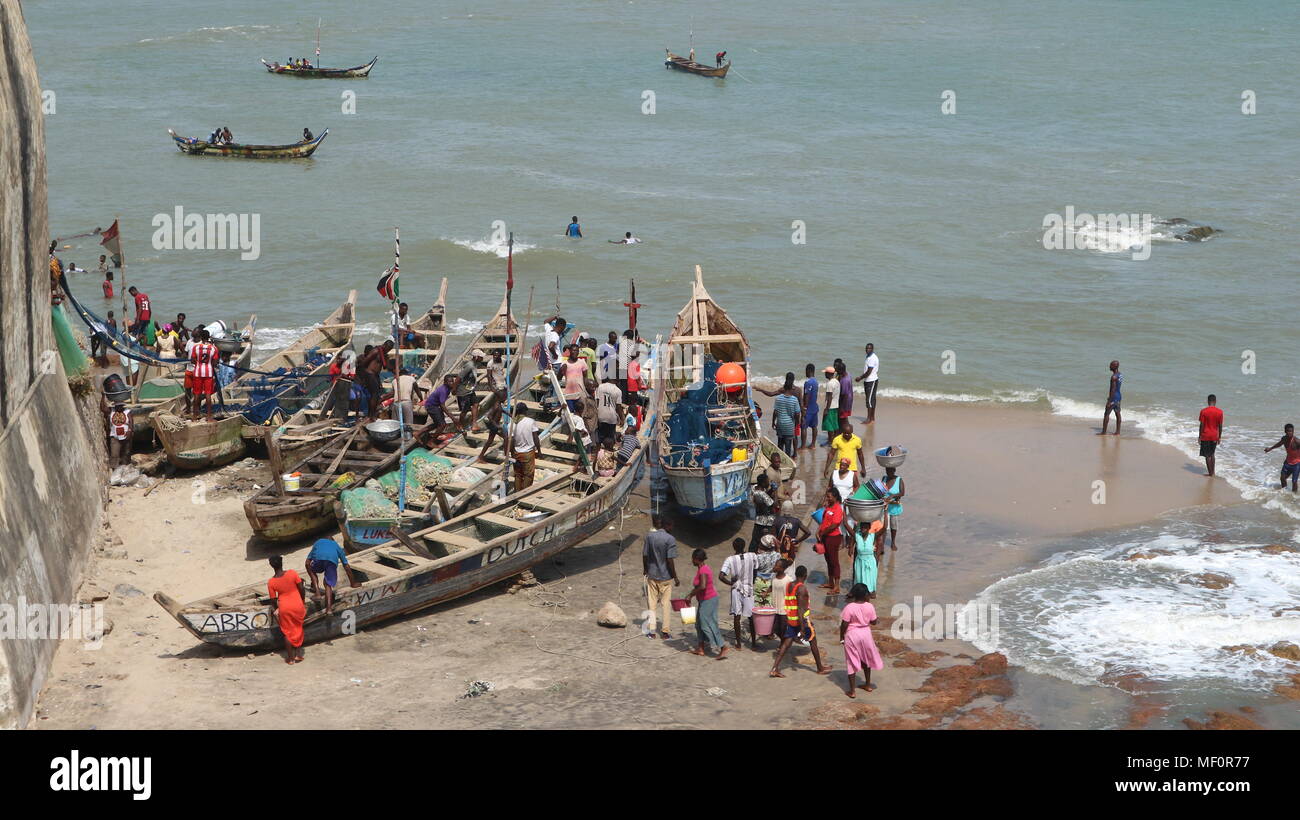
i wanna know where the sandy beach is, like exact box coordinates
[32,392,1273,731]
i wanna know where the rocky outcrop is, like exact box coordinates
[1183,710,1264,730]
[947,706,1035,730]
[1181,572,1233,590]
[909,653,1013,716]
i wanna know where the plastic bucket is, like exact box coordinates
[282,473,300,491]
[679,606,697,626]
[753,607,777,636]
[671,598,690,612]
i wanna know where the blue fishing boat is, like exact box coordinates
[654,267,793,521]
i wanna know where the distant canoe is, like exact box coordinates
[261,57,377,78]
[167,128,329,159]
[664,50,730,77]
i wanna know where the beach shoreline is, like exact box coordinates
[33,389,1294,731]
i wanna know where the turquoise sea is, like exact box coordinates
[27,0,1300,727]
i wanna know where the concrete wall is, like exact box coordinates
[0,0,104,729]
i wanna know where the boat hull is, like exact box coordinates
[262,57,376,78]
[664,457,751,521]
[165,454,646,649]
[243,497,336,543]
[153,415,247,470]
[168,128,329,159]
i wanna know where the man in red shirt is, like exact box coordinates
[127,286,152,335]
[1197,394,1224,476]
[189,329,219,421]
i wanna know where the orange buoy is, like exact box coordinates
[715,362,746,393]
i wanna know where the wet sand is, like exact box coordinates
[32,396,1242,730]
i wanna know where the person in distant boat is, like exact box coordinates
[610,231,641,244]
[1264,423,1300,492]
[358,339,393,419]
[222,126,233,143]
[302,128,314,142]
[715,50,727,67]
[455,349,486,433]
[208,126,222,144]
[419,372,458,444]
[1100,359,1122,435]
[689,47,695,62]
[1198,394,1223,477]
[565,217,583,239]
[304,537,359,615]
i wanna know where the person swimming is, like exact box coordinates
[610,231,641,244]
[565,217,582,239]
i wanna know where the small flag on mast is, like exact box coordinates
[376,228,400,300]
[100,219,122,266]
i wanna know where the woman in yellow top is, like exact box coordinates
[826,420,865,478]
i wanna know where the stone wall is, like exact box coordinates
[0,0,104,729]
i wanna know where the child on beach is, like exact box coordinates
[839,583,883,697]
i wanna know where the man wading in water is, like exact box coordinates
[1100,359,1122,435]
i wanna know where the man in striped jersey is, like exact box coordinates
[189,329,220,422]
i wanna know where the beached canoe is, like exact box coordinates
[156,391,653,650]
[150,292,356,470]
[653,266,770,521]
[335,385,576,551]
[271,278,451,459]
[243,426,409,543]
[664,50,730,77]
[128,316,256,442]
[167,128,329,159]
[261,57,377,78]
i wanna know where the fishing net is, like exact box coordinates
[152,412,187,433]
[341,487,399,520]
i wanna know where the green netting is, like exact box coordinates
[341,487,399,520]
[375,448,454,493]
[51,305,89,377]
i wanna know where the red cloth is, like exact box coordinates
[191,376,214,396]
[1199,406,1223,441]
[267,570,305,647]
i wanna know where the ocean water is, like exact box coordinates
[27,1,1300,721]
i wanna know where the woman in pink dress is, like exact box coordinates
[839,583,882,697]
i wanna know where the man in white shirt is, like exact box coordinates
[541,318,562,372]
[390,302,415,349]
[597,331,618,382]
[720,539,759,650]
[507,403,542,490]
[610,231,641,244]
[854,342,880,424]
[392,371,421,431]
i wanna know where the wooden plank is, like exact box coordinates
[421,530,483,550]
[346,559,393,579]
[476,512,528,529]
[388,528,437,560]
[669,333,746,345]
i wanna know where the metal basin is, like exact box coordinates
[365,420,402,444]
[875,447,907,469]
[844,497,887,523]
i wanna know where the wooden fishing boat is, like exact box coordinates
[271,278,451,459]
[243,427,406,543]
[664,50,730,77]
[127,316,257,442]
[335,379,579,551]
[261,56,377,78]
[156,384,652,650]
[653,266,774,521]
[150,292,356,470]
[167,128,329,159]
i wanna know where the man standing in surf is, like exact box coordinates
[1198,394,1223,476]
[855,343,879,424]
[1100,360,1122,435]
[1264,423,1300,492]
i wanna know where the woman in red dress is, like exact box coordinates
[817,487,845,593]
[267,554,307,664]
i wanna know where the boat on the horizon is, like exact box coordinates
[261,56,377,79]
[653,266,792,521]
[167,128,329,159]
[664,49,730,77]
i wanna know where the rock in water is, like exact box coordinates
[1176,226,1218,241]
[1268,641,1300,662]
[596,602,627,628]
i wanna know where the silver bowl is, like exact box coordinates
[844,497,887,523]
[875,447,907,469]
[365,420,402,444]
